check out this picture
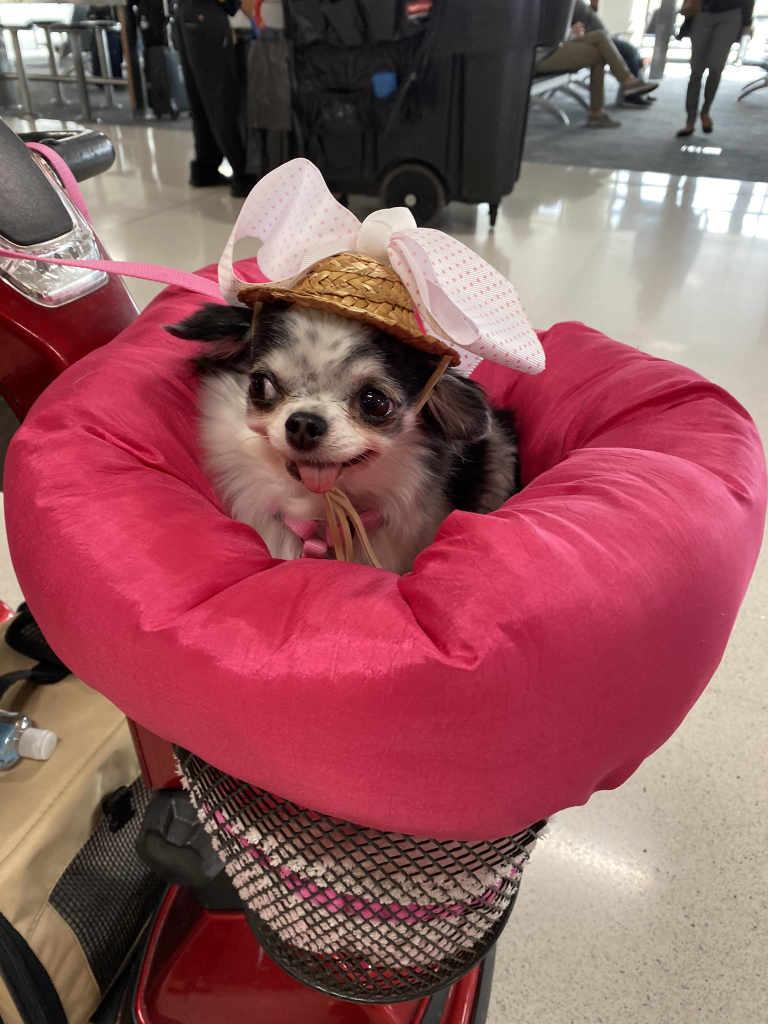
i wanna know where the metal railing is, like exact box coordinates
[0,16,138,121]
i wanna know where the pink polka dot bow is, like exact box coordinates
[218,159,544,377]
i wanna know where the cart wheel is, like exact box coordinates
[379,164,446,226]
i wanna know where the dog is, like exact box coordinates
[167,301,519,574]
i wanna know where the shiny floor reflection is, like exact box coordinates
[2,122,766,1024]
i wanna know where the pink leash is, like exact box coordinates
[0,248,224,300]
[0,142,239,301]
[26,143,92,223]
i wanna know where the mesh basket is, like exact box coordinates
[177,748,545,1003]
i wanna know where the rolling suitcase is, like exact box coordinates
[144,45,189,119]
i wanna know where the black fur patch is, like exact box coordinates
[445,439,492,512]
[166,303,253,375]
[166,301,295,376]
[166,304,252,342]
[491,408,521,493]
[422,373,492,445]
[443,410,519,511]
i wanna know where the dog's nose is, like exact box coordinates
[285,412,328,450]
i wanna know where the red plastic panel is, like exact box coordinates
[135,888,478,1024]
[0,276,136,420]
[128,721,181,790]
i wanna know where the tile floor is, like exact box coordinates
[2,122,766,1023]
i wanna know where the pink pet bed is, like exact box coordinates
[5,261,765,840]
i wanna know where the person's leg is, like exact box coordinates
[589,60,606,111]
[90,36,101,79]
[701,8,741,117]
[108,31,123,79]
[583,30,631,85]
[613,36,642,77]
[173,5,225,184]
[181,2,248,182]
[536,39,598,75]
[684,13,715,126]
[536,39,606,111]
[581,29,660,105]
[536,38,623,122]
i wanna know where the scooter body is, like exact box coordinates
[0,123,137,421]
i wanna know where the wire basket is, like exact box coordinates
[176,748,545,1003]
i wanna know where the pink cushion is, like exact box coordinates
[6,262,766,840]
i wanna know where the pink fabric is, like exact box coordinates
[4,260,766,840]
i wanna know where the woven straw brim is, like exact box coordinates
[238,252,461,367]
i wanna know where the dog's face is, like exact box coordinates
[244,305,432,493]
[168,301,492,494]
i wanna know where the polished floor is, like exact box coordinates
[523,63,768,183]
[2,123,767,1023]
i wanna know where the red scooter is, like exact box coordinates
[0,123,499,1024]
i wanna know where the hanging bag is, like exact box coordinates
[0,610,163,1024]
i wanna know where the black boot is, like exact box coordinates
[230,174,260,198]
[190,163,229,188]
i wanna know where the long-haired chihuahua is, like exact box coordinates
[167,301,519,574]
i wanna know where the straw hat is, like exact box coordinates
[237,252,462,367]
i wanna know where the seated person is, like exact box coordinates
[536,23,658,127]
[572,0,652,105]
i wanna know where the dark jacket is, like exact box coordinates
[571,0,606,33]
[701,0,753,24]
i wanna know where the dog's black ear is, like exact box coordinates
[421,372,492,444]
[165,302,256,375]
[165,302,254,341]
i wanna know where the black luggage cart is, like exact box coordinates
[270,0,541,225]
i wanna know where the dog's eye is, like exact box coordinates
[249,373,276,405]
[360,388,393,420]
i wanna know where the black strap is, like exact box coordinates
[0,910,69,1024]
[385,0,446,128]
[0,605,70,701]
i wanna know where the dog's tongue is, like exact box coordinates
[296,462,342,494]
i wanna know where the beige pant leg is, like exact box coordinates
[583,30,631,85]
[536,39,606,111]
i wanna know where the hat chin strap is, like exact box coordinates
[318,354,452,570]
[412,354,452,414]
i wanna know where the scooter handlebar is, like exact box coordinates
[16,129,115,183]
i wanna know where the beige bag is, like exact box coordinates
[0,614,162,1024]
